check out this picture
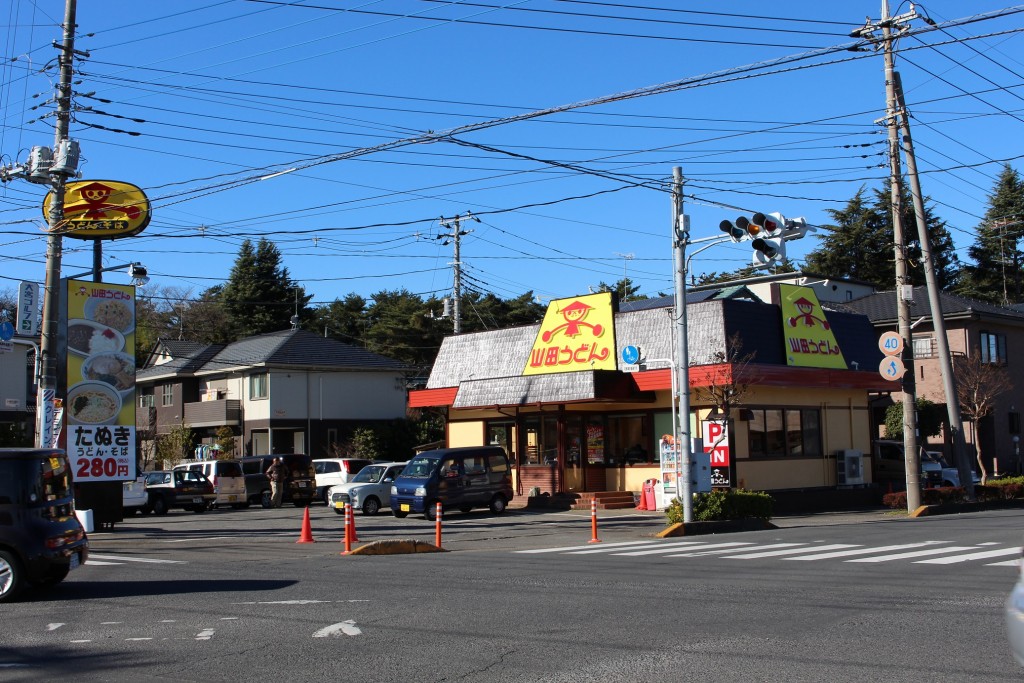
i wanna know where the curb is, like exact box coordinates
[344,539,447,556]
[910,498,1024,517]
[656,518,776,537]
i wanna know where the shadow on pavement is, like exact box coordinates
[20,579,297,601]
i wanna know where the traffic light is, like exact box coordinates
[750,212,786,266]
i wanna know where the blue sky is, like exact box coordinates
[2,1,1023,315]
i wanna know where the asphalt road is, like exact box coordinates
[1,504,1022,682]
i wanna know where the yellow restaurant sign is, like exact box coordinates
[43,180,151,240]
[779,283,847,369]
[523,292,617,376]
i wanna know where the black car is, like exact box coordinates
[0,448,89,602]
[143,470,217,515]
[239,454,316,507]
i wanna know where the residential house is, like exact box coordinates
[136,329,408,459]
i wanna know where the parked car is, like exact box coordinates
[0,448,89,603]
[174,459,247,509]
[144,470,216,515]
[872,440,979,489]
[122,476,149,515]
[239,454,317,507]
[329,461,407,515]
[313,458,372,503]
[1007,541,1024,666]
[391,446,513,520]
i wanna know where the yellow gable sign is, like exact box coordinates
[779,284,847,369]
[524,292,617,375]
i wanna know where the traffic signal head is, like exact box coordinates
[719,217,746,242]
[750,212,786,267]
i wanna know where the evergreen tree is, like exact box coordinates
[220,238,311,339]
[870,186,960,290]
[957,165,1024,304]
[362,289,447,370]
[312,293,368,345]
[803,187,892,288]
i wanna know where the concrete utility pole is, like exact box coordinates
[38,0,79,448]
[671,167,693,522]
[893,71,975,498]
[438,213,478,335]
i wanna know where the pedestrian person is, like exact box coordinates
[266,457,287,508]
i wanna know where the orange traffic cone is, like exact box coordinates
[296,506,316,543]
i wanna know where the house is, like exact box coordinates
[409,286,890,501]
[136,329,408,459]
[843,287,1024,475]
[0,339,36,443]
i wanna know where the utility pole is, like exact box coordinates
[893,71,975,499]
[39,0,79,448]
[671,166,693,523]
[438,212,479,335]
[853,1,921,510]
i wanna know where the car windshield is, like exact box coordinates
[352,465,386,483]
[922,451,948,467]
[401,456,437,478]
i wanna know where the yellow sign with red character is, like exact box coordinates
[43,179,151,240]
[779,284,847,369]
[523,292,617,375]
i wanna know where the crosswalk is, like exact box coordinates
[85,553,186,566]
[515,539,1022,567]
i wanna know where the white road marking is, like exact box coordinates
[125,638,153,641]
[69,640,91,644]
[671,543,803,557]
[723,544,859,559]
[83,560,122,566]
[101,622,123,625]
[620,541,754,557]
[785,541,948,562]
[313,621,362,638]
[195,629,215,640]
[233,599,333,605]
[567,540,695,555]
[987,558,1022,567]
[916,547,1023,564]
[160,620,176,623]
[46,623,64,631]
[846,546,975,563]
[220,617,238,620]
[88,554,185,564]
[517,540,673,554]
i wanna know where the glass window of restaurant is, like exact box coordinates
[521,415,559,465]
[748,407,822,458]
[606,414,651,465]
[486,420,514,459]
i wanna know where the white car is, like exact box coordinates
[122,476,148,515]
[329,462,407,515]
[1006,544,1024,666]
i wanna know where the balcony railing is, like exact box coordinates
[184,399,241,428]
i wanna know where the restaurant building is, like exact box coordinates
[408,284,894,502]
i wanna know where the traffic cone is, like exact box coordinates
[636,488,648,510]
[296,506,315,543]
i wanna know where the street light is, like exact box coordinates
[66,261,147,284]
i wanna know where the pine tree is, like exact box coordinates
[804,187,892,289]
[220,238,311,339]
[957,165,1024,304]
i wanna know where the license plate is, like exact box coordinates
[400,503,410,512]
[69,552,80,571]
[297,481,308,488]
[333,501,344,509]
[227,495,237,502]
[192,497,203,504]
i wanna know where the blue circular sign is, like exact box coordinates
[621,345,640,365]
[0,321,13,342]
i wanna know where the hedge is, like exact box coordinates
[665,488,774,523]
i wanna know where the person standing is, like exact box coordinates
[266,457,287,508]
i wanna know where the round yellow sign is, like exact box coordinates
[43,179,151,240]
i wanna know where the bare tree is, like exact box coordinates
[955,354,1013,484]
[691,332,758,428]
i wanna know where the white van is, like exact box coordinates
[174,459,248,508]
[312,458,371,504]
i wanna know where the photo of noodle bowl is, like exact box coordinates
[81,352,135,393]
[84,297,134,334]
[68,382,122,425]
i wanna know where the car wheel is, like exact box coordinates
[489,495,507,514]
[0,550,26,603]
[362,497,381,516]
[424,502,439,521]
[29,565,70,588]
[261,491,272,509]
[151,495,168,516]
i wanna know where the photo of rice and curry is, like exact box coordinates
[65,285,136,426]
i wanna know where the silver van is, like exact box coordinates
[174,459,247,508]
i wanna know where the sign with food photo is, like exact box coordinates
[64,279,136,482]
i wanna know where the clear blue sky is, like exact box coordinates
[2,1,1022,315]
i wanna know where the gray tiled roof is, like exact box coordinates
[196,329,405,375]
[137,341,223,381]
[842,288,1024,325]
[454,372,602,408]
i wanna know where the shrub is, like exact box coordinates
[986,477,1024,500]
[665,489,773,524]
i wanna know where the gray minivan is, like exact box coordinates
[390,446,513,520]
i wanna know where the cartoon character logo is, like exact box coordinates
[64,181,142,221]
[787,296,830,330]
[541,300,604,342]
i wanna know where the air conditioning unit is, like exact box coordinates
[837,449,864,486]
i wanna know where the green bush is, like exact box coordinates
[665,489,773,523]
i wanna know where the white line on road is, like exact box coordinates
[721,544,859,559]
[313,621,361,638]
[89,554,185,564]
[83,560,122,566]
[46,623,64,631]
[195,629,215,640]
[620,541,754,557]
[845,546,975,563]
[516,540,676,554]
[125,638,153,641]
[916,546,1022,564]
[671,543,803,557]
[784,541,947,562]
